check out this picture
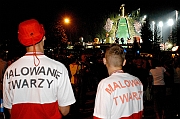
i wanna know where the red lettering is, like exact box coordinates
[133,92,139,100]
[113,96,118,105]
[119,93,129,104]
[129,93,134,100]
[114,90,143,105]
[124,79,142,87]
[124,80,130,87]
[105,84,114,95]
[118,81,126,88]
[129,80,136,87]
[113,82,121,90]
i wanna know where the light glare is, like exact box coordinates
[158,21,163,27]
[64,18,70,24]
[167,19,174,26]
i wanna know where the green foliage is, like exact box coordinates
[131,8,140,20]
[127,17,136,37]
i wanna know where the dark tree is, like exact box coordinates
[47,21,68,51]
[172,19,180,46]
[140,18,153,53]
[153,24,161,52]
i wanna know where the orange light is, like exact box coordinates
[64,18,70,24]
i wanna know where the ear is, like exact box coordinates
[43,36,46,41]
[103,58,106,65]
[123,59,126,66]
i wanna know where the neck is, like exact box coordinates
[108,67,123,76]
[26,43,44,53]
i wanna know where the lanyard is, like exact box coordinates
[25,52,44,66]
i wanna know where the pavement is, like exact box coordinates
[63,89,180,119]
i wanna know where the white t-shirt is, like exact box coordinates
[93,72,143,119]
[3,54,76,119]
[149,67,166,85]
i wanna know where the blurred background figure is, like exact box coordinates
[0,51,8,119]
[172,58,180,117]
[149,58,170,119]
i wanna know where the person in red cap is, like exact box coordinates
[3,19,76,119]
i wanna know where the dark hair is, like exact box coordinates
[151,58,161,68]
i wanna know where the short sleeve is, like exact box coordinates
[57,67,76,106]
[93,80,111,119]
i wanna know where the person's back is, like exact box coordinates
[94,72,143,119]
[93,44,143,119]
[3,19,75,119]
[149,58,168,119]
[149,58,167,85]
[69,56,79,86]
[3,54,75,119]
[172,60,180,116]
[150,66,166,85]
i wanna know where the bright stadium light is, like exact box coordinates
[167,18,174,26]
[158,21,163,27]
[167,18,174,41]
[158,21,163,40]
[152,21,155,40]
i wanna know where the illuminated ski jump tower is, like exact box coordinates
[116,4,130,44]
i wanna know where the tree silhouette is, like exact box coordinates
[48,21,68,50]
[153,24,161,52]
[140,18,153,53]
[171,19,180,46]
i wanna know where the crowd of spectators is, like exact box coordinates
[1,47,180,118]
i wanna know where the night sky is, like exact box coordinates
[0,0,179,44]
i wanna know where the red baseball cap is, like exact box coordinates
[18,19,45,46]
